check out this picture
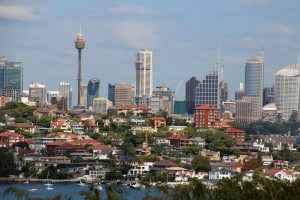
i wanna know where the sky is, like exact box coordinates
[1,0,300,102]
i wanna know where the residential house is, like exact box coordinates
[274,160,289,169]
[209,170,237,180]
[224,128,245,142]
[150,117,167,128]
[262,155,273,166]
[0,131,25,147]
[226,162,243,173]
[88,144,116,160]
[128,163,153,176]
[35,156,70,173]
[85,121,99,133]
[155,138,171,145]
[200,149,221,162]
[117,104,151,116]
[10,123,36,133]
[52,120,72,133]
[264,168,299,182]
[167,135,191,147]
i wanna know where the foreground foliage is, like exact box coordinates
[5,175,300,200]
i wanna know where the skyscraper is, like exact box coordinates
[185,77,200,114]
[195,57,225,110]
[0,57,23,101]
[274,64,300,121]
[29,82,46,106]
[75,28,85,106]
[244,54,264,121]
[87,78,100,109]
[59,82,72,109]
[93,97,109,115]
[115,84,134,107]
[80,83,88,109]
[108,83,115,106]
[135,50,153,105]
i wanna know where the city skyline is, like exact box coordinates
[0,0,300,101]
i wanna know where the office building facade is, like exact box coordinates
[135,50,153,104]
[244,55,264,120]
[59,82,72,109]
[274,64,300,121]
[87,78,100,109]
[115,84,134,107]
[29,82,46,106]
[185,77,200,114]
[108,83,115,106]
[93,97,109,115]
[0,57,23,101]
[195,61,225,110]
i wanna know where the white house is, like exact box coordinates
[264,169,299,182]
[209,170,237,180]
[128,162,153,175]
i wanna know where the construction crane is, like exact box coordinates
[175,80,182,97]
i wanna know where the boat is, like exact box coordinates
[44,171,53,186]
[77,179,87,186]
[24,180,29,184]
[46,185,53,190]
[28,188,37,192]
[96,185,103,191]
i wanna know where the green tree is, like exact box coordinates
[0,147,16,176]
[191,155,211,172]
[12,141,30,150]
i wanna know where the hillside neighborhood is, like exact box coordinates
[1,102,300,187]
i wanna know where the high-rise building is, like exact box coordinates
[75,28,85,106]
[0,57,23,101]
[115,84,134,107]
[263,87,274,106]
[174,101,186,114]
[80,83,88,109]
[274,64,300,121]
[93,97,109,115]
[87,78,100,109]
[151,86,175,114]
[135,50,153,105]
[47,91,59,104]
[235,83,245,100]
[108,83,115,106]
[235,99,253,123]
[185,77,200,114]
[244,54,264,120]
[29,82,46,106]
[195,57,225,110]
[59,82,72,109]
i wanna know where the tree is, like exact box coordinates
[242,158,263,171]
[0,147,16,176]
[12,141,30,150]
[191,155,211,172]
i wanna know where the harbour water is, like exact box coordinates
[0,182,162,200]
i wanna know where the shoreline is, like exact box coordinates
[0,177,80,183]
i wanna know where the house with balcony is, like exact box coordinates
[263,168,299,182]
[0,131,25,148]
[209,170,237,180]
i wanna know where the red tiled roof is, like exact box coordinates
[167,135,188,140]
[10,123,35,128]
[52,120,66,126]
[117,104,150,110]
[225,128,245,133]
[195,104,219,110]
[88,144,114,150]
[264,168,296,176]
[0,131,24,137]
[69,139,101,146]
[56,132,79,139]
[47,140,67,146]
[227,162,243,168]
[86,121,98,127]
[54,143,77,150]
